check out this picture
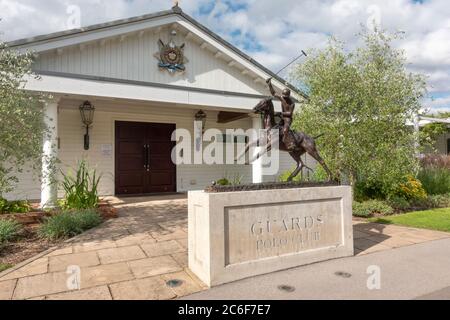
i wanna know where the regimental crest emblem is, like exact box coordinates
[154,30,188,73]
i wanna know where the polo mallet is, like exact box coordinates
[236,51,308,163]
[274,50,308,77]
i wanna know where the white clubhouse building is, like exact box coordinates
[6,6,308,204]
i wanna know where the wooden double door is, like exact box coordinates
[115,121,176,195]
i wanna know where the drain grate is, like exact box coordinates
[335,271,352,278]
[278,285,296,293]
[166,279,184,288]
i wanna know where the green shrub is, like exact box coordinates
[387,196,411,211]
[230,173,243,186]
[418,168,450,195]
[0,219,22,243]
[411,194,450,209]
[0,198,7,213]
[73,209,103,230]
[216,173,243,186]
[0,198,31,214]
[353,200,394,218]
[427,194,450,208]
[39,209,102,240]
[61,160,101,210]
[216,178,231,186]
[354,180,386,202]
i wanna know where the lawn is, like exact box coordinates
[371,207,450,232]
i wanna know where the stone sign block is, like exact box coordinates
[188,186,354,287]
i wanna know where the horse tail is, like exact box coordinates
[314,133,325,140]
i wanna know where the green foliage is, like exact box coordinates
[410,194,450,210]
[216,178,231,186]
[279,166,328,183]
[387,193,450,212]
[418,168,450,195]
[421,112,450,149]
[425,194,450,209]
[353,200,394,218]
[0,40,50,195]
[278,168,301,183]
[291,28,426,195]
[427,194,450,208]
[0,219,22,244]
[39,209,102,240]
[61,160,101,210]
[216,173,243,186]
[417,154,450,195]
[0,198,6,213]
[0,263,12,272]
[354,180,385,201]
[387,197,411,211]
[230,173,244,186]
[0,197,31,214]
[355,176,427,203]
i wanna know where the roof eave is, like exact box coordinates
[6,6,308,99]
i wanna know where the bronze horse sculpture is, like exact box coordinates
[237,97,333,182]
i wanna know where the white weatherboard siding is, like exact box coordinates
[33,28,267,96]
[4,99,297,200]
[58,99,253,197]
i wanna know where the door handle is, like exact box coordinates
[147,145,151,171]
[143,145,148,169]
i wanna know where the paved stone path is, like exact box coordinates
[0,196,449,300]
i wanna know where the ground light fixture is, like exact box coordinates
[79,100,95,150]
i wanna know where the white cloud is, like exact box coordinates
[0,0,449,111]
[426,96,450,113]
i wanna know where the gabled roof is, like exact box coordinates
[7,5,307,99]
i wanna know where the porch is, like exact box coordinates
[8,94,297,204]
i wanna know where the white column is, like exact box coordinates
[41,97,60,209]
[252,115,263,184]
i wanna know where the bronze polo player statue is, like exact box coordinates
[237,96,333,182]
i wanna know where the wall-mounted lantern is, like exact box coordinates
[79,101,95,150]
[195,110,207,133]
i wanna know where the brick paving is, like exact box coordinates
[0,195,449,300]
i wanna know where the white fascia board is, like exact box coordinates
[420,117,450,124]
[14,15,178,53]
[23,74,265,111]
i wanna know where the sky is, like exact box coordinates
[0,0,449,113]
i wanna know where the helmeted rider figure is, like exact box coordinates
[266,78,296,150]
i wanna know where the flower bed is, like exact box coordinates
[0,199,117,269]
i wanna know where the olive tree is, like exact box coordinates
[291,28,428,197]
[0,40,48,196]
